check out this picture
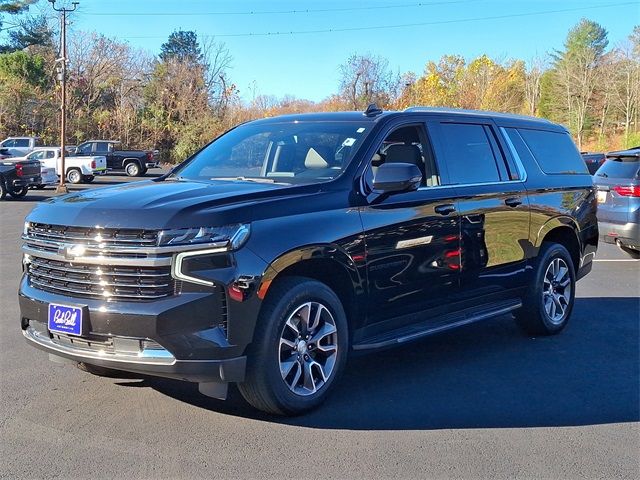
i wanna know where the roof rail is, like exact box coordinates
[364,103,383,117]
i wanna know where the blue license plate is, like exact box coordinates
[48,304,82,336]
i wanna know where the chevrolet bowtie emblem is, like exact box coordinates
[60,244,87,260]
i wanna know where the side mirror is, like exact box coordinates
[373,163,422,194]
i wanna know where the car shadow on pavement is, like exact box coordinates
[116,297,639,430]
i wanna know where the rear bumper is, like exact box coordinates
[598,220,640,248]
[11,176,41,188]
[145,162,159,168]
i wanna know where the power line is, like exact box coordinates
[116,2,638,39]
[79,0,477,17]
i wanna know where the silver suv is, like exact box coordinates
[594,147,640,258]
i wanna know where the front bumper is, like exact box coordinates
[599,220,640,249]
[19,278,247,383]
[23,322,246,382]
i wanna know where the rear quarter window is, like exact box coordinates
[513,128,588,175]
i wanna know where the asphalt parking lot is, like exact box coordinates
[0,173,638,479]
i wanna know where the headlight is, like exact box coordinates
[157,223,250,249]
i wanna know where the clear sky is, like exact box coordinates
[63,0,640,101]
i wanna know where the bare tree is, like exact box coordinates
[338,53,396,110]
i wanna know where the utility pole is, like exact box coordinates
[49,0,79,194]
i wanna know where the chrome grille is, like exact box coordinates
[23,223,176,301]
[27,222,159,248]
[27,257,175,300]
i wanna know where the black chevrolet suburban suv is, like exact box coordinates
[19,107,598,415]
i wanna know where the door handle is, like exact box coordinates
[435,203,456,216]
[504,197,522,208]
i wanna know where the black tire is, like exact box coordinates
[125,161,141,177]
[8,186,28,198]
[76,362,123,377]
[238,276,349,416]
[82,175,95,183]
[618,244,640,259]
[140,167,148,176]
[0,177,6,200]
[515,242,576,336]
[35,184,46,190]
[66,168,82,184]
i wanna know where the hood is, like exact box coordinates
[26,179,317,229]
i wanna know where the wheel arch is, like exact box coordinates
[535,217,582,271]
[257,244,366,334]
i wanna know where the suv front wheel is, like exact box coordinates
[515,242,576,335]
[238,276,348,415]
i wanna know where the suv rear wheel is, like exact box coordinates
[515,242,576,335]
[0,178,7,200]
[238,276,348,415]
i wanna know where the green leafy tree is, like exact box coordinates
[542,18,609,147]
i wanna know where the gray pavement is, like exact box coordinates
[1,175,638,479]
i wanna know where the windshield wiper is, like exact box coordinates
[211,176,276,183]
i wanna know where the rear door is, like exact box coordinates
[427,117,530,303]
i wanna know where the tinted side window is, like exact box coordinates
[15,139,30,147]
[95,142,110,153]
[2,139,15,147]
[437,123,501,184]
[517,128,587,174]
[77,143,92,154]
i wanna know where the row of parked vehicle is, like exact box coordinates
[585,147,640,259]
[0,137,159,200]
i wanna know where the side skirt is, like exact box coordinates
[352,299,522,351]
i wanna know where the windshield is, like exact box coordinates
[173,121,370,184]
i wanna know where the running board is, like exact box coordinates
[353,300,522,351]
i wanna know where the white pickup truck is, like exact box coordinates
[18,147,107,184]
[0,137,43,157]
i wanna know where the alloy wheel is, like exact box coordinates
[278,301,338,396]
[542,257,572,324]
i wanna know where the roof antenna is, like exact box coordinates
[364,103,383,117]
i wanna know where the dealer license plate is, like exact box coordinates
[48,303,82,336]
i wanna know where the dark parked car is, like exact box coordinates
[0,157,41,200]
[581,151,606,175]
[19,107,598,415]
[74,140,157,176]
[593,147,640,258]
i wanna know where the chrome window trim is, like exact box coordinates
[499,126,528,182]
[172,247,230,286]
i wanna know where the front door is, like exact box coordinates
[359,122,461,336]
